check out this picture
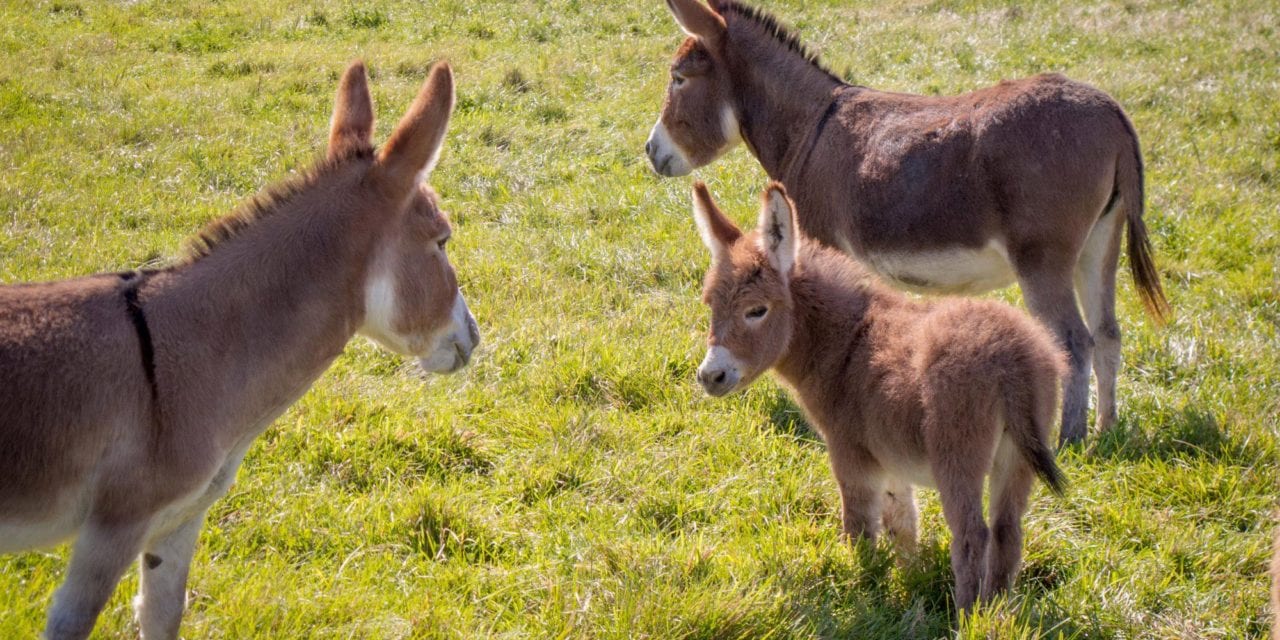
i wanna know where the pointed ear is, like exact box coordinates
[692,181,741,260]
[665,0,726,45]
[377,61,455,190]
[757,182,798,277]
[328,61,375,160]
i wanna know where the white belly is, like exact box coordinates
[881,455,936,489]
[0,494,87,553]
[859,240,1016,295]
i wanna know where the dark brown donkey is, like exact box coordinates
[690,181,1066,611]
[0,61,478,640]
[646,0,1170,444]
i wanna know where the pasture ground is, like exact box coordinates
[1,0,1277,637]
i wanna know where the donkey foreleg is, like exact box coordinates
[135,512,207,640]
[827,443,885,542]
[45,520,148,640]
[881,479,918,554]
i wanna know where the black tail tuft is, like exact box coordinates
[1024,439,1066,496]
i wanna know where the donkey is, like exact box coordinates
[646,0,1170,444]
[689,181,1066,611]
[0,60,478,639]
[1273,530,1280,640]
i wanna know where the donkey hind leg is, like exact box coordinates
[934,461,989,613]
[1019,268,1094,445]
[981,436,1035,601]
[135,512,207,640]
[1075,204,1125,433]
[881,478,918,554]
[45,521,149,640]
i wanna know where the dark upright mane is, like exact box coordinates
[711,0,845,85]
[182,147,374,262]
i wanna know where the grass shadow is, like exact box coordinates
[768,535,1128,638]
[759,387,822,445]
[1081,406,1265,465]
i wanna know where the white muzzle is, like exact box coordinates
[644,119,694,177]
[419,292,480,374]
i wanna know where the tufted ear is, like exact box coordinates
[377,61,455,191]
[757,182,798,278]
[665,0,726,45]
[692,181,741,260]
[328,61,375,160]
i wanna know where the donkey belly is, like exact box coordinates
[858,240,1016,295]
[0,491,89,553]
[874,449,936,489]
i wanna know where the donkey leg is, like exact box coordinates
[881,478,918,554]
[45,520,148,640]
[1019,269,1093,445]
[981,437,1035,601]
[827,442,884,542]
[928,415,991,613]
[935,471,988,613]
[1075,208,1125,433]
[135,512,207,640]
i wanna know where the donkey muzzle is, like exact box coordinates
[419,293,480,374]
[696,346,741,397]
[645,120,693,177]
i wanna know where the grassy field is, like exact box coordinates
[1,0,1278,637]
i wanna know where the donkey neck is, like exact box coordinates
[142,170,392,449]
[771,249,883,402]
[723,30,843,180]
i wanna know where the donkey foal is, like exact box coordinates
[0,61,477,639]
[690,182,1066,611]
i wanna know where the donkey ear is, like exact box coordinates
[328,61,375,160]
[665,0,726,44]
[692,181,741,260]
[377,61,455,190]
[757,182,798,276]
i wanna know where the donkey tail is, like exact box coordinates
[1004,365,1067,496]
[1115,108,1171,323]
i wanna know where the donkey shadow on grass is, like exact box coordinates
[766,536,1129,639]
[1081,406,1266,465]
[759,388,822,445]
[753,391,1150,637]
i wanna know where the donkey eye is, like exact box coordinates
[671,72,686,87]
[437,237,449,251]
[745,306,768,320]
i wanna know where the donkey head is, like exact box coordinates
[645,0,741,177]
[693,181,798,396]
[328,61,480,374]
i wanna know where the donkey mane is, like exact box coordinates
[183,147,375,262]
[711,0,844,84]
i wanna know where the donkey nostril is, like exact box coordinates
[467,315,480,347]
[645,140,654,156]
[712,371,726,385]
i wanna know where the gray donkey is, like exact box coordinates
[0,61,478,639]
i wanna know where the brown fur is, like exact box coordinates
[0,60,474,639]
[1273,528,1280,640]
[691,182,1066,612]
[650,0,1170,444]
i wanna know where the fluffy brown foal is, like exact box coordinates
[690,181,1067,611]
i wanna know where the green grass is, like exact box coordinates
[1,0,1277,637]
